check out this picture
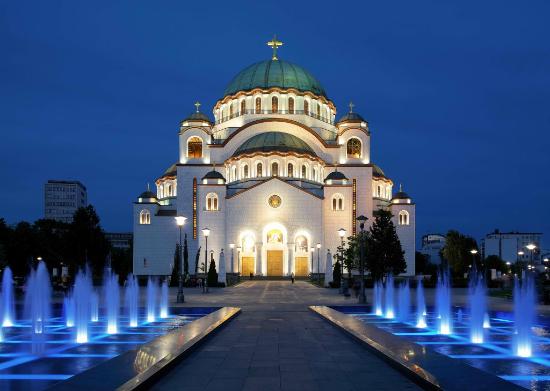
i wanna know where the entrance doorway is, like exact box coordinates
[242,256,254,276]
[295,256,308,276]
[267,250,283,276]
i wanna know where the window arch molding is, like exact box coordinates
[346,137,362,158]
[187,136,203,159]
[398,210,410,225]
[139,209,151,225]
[270,160,281,177]
[242,163,249,179]
[255,161,263,177]
[331,193,344,211]
[206,192,219,211]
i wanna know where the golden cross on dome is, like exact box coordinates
[194,101,201,113]
[349,101,354,113]
[267,35,283,60]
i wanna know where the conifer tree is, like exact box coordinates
[207,257,218,287]
[367,209,406,281]
[183,234,189,278]
[170,243,180,287]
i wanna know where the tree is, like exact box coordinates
[207,257,218,287]
[484,255,506,273]
[194,246,201,276]
[170,243,180,287]
[415,252,429,274]
[342,235,360,279]
[66,205,110,278]
[441,230,479,276]
[367,209,406,281]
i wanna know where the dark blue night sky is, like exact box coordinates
[1,1,549,248]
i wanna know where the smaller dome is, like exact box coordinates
[324,171,348,182]
[233,132,317,158]
[337,112,365,124]
[372,164,386,178]
[139,190,157,199]
[160,163,177,178]
[392,185,411,201]
[183,111,212,123]
[202,170,226,181]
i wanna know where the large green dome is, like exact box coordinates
[233,132,317,157]
[224,60,327,98]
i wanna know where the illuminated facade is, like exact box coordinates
[133,39,416,278]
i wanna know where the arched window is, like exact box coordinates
[288,97,295,114]
[166,184,172,197]
[399,210,410,225]
[232,166,237,181]
[240,100,246,114]
[206,193,219,211]
[301,165,307,179]
[271,162,279,176]
[287,163,294,177]
[229,104,234,117]
[243,164,249,179]
[187,137,203,159]
[257,162,263,177]
[331,194,344,211]
[304,100,309,114]
[316,102,321,117]
[255,97,262,113]
[377,185,382,197]
[347,138,362,158]
[313,168,317,182]
[272,96,278,112]
[139,209,151,225]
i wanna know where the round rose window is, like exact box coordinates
[268,194,282,208]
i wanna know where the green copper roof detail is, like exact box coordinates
[233,132,317,157]
[223,60,327,98]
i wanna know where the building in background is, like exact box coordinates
[419,234,446,264]
[44,180,87,223]
[105,232,133,250]
[482,229,542,264]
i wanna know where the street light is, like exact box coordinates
[526,244,537,268]
[237,246,242,275]
[316,243,321,284]
[310,247,315,281]
[357,215,368,304]
[470,249,478,274]
[337,228,347,295]
[202,228,211,293]
[229,243,235,274]
[174,216,187,303]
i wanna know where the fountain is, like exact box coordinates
[384,274,395,319]
[514,276,535,357]
[373,280,383,316]
[416,279,427,328]
[90,290,99,322]
[397,280,410,322]
[436,269,452,335]
[74,269,93,343]
[483,313,491,329]
[104,270,120,334]
[469,273,486,343]
[24,261,51,354]
[160,279,168,319]
[147,277,157,322]
[63,294,75,327]
[125,274,139,327]
[1,267,15,327]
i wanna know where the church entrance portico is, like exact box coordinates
[261,223,288,277]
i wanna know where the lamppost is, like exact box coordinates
[338,228,347,295]
[174,216,187,303]
[237,246,242,275]
[310,247,315,281]
[202,228,210,293]
[357,215,368,304]
[470,249,478,275]
[229,243,235,274]
[526,243,536,268]
[316,243,321,284]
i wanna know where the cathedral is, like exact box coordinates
[133,38,416,279]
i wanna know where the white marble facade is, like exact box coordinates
[133,48,416,277]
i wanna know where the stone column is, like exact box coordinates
[288,243,294,276]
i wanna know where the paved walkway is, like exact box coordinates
[151,281,421,391]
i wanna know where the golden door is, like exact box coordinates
[241,257,254,276]
[267,250,283,276]
[295,256,308,276]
